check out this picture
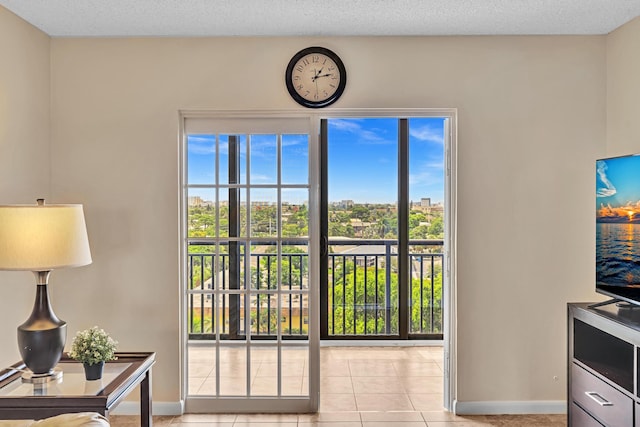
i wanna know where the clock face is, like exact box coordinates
[285,47,346,108]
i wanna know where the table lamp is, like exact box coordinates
[0,199,92,382]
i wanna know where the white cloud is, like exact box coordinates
[596,160,616,197]
[329,118,393,145]
[409,125,444,144]
[409,158,444,187]
[187,135,215,155]
[329,118,365,133]
[282,135,307,147]
[250,173,275,184]
[410,170,441,186]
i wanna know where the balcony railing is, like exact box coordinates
[187,239,443,340]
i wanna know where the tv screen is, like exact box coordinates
[596,154,640,305]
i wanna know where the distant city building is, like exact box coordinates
[252,201,274,207]
[188,196,214,207]
[283,200,308,205]
[188,196,204,207]
[349,219,375,237]
[332,200,354,209]
[410,197,443,214]
[423,203,444,215]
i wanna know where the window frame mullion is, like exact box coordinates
[319,119,329,339]
[398,118,410,340]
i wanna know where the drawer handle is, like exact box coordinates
[585,391,614,406]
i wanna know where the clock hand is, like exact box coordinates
[311,67,323,82]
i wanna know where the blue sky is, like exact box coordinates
[596,155,640,221]
[187,117,445,205]
[328,117,445,204]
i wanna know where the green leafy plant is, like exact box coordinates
[68,326,118,366]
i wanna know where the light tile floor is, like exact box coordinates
[110,346,566,426]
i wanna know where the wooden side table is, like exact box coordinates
[0,352,155,427]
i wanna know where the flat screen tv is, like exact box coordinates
[596,154,640,306]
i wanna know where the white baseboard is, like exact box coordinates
[110,401,184,416]
[111,399,565,417]
[321,340,443,347]
[453,400,566,415]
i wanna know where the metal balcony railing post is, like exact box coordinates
[352,255,357,335]
[375,256,380,333]
[330,256,335,335]
[364,255,368,334]
[189,255,195,333]
[200,255,205,334]
[385,242,392,334]
[431,255,436,333]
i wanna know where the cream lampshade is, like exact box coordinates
[0,199,92,381]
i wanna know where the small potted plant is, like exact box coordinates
[68,326,118,380]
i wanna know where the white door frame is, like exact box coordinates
[318,109,457,411]
[179,111,320,413]
[178,108,457,413]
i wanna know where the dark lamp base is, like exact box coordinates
[18,282,66,376]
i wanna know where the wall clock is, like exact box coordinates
[285,46,347,108]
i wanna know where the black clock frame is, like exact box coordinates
[285,46,347,109]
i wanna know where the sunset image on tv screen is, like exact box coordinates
[596,155,640,287]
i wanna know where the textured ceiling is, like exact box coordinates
[1,0,640,37]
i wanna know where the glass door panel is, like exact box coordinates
[184,117,316,413]
[408,118,445,338]
[324,118,400,337]
[321,116,446,340]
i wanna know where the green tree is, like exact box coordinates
[410,272,443,333]
[409,212,427,229]
[330,261,399,335]
[351,205,371,221]
[409,225,429,240]
[428,217,444,238]
[329,258,443,336]
[329,222,354,237]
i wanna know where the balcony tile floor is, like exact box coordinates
[109,346,566,426]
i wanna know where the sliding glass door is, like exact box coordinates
[182,115,319,413]
[180,110,456,412]
[320,116,446,340]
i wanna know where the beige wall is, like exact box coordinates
[48,35,606,406]
[607,17,640,155]
[0,8,51,368]
[0,2,617,408]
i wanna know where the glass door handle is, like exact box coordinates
[320,235,328,257]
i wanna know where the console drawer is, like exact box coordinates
[570,401,604,427]
[572,363,632,427]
